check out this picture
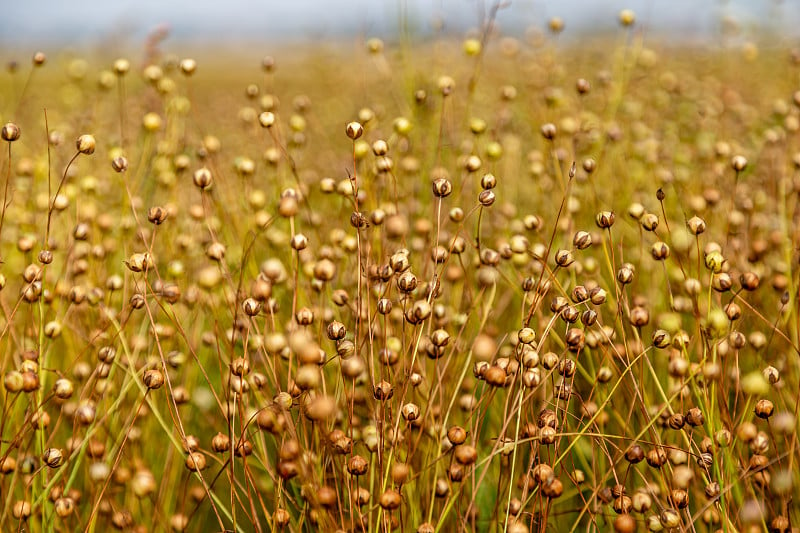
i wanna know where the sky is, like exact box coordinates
[1,0,797,48]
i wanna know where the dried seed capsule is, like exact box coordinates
[379,489,401,510]
[1,122,21,142]
[573,231,592,249]
[432,178,452,197]
[625,445,644,464]
[373,380,393,400]
[185,452,206,471]
[618,9,636,26]
[147,206,168,225]
[76,134,96,155]
[193,167,213,189]
[596,211,615,229]
[345,121,363,140]
[143,369,164,390]
[754,399,774,419]
[687,216,706,235]
[731,155,748,172]
[43,448,64,468]
[211,432,230,453]
[651,241,670,260]
[347,455,369,476]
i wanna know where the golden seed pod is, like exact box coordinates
[595,211,615,229]
[366,37,384,53]
[379,489,402,510]
[613,514,636,533]
[211,432,231,453]
[111,156,128,173]
[242,297,262,317]
[372,139,388,155]
[290,234,308,250]
[76,134,96,155]
[437,76,455,96]
[258,111,276,128]
[1,122,20,142]
[193,167,213,189]
[650,241,670,260]
[347,455,369,476]
[345,121,364,140]
[754,399,774,419]
[43,448,64,468]
[113,58,130,75]
[55,497,75,518]
[185,451,207,471]
[540,123,557,140]
[618,9,635,27]
[12,500,31,519]
[463,38,482,56]
[447,426,467,446]
[432,178,453,198]
[548,16,564,33]
[179,58,197,75]
[143,369,164,389]
[53,378,74,399]
[454,444,477,465]
[731,154,748,171]
[686,215,706,235]
[143,112,163,132]
[401,402,420,421]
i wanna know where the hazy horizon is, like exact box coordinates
[2,0,797,50]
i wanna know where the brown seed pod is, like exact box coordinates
[345,121,363,140]
[391,462,410,485]
[2,123,21,142]
[317,485,338,507]
[143,369,164,390]
[685,407,705,427]
[184,452,206,471]
[347,455,368,476]
[613,514,636,533]
[454,444,478,465]
[447,426,467,446]
[483,365,507,387]
[754,399,774,419]
[211,432,231,453]
[541,477,563,498]
[646,448,667,468]
[373,380,393,400]
[379,489,402,510]
[76,134,96,155]
[596,211,615,229]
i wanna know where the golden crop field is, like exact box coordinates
[0,6,799,532]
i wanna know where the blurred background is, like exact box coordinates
[2,0,797,49]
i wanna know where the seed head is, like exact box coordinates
[463,38,482,56]
[76,134,96,155]
[1,123,20,142]
[345,121,363,140]
[548,17,564,33]
[143,369,164,389]
[540,123,557,140]
[113,58,130,75]
[179,58,197,75]
[595,211,615,229]
[193,167,213,189]
[437,76,455,96]
[618,9,635,26]
[731,155,748,171]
